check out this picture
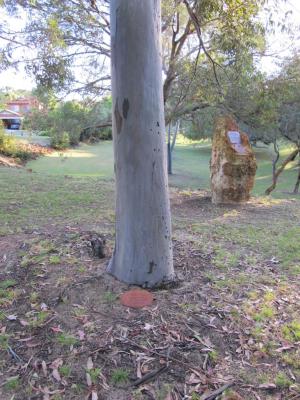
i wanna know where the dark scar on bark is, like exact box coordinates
[122,98,130,119]
[152,161,156,182]
[148,260,156,274]
[114,98,123,134]
[157,121,160,127]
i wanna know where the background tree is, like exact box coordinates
[167,120,180,174]
[1,0,297,195]
[24,96,113,147]
[80,96,112,142]
[23,100,87,147]
[265,54,300,194]
[0,0,270,119]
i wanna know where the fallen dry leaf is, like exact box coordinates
[50,326,63,333]
[258,383,276,390]
[40,303,48,310]
[50,358,63,370]
[7,314,17,321]
[78,330,85,340]
[42,360,47,377]
[87,357,93,370]
[86,372,92,387]
[91,391,98,400]
[52,369,61,382]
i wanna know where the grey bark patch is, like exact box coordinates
[114,99,123,134]
[122,98,130,119]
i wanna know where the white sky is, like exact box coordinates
[0,0,299,92]
[259,0,300,73]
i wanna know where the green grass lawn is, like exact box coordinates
[1,136,299,235]
[27,141,114,178]
[26,139,300,198]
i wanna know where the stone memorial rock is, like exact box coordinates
[210,116,257,204]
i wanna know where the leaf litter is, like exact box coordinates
[0,191,299,399]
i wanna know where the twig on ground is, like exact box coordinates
[120,337,204,373]
[203,354,209,370]
[132,365,168,387]
[7,346,23,363]
[201,382,235,400]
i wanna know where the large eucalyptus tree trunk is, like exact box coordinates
[108,0,174,287]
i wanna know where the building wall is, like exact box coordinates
[6,98,41,115]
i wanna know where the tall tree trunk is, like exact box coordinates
[271,139,280,189]
[108,0,174,287]
[167,120,179,175]
[171,120,180,152]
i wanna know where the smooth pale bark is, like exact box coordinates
[108,0,174,287]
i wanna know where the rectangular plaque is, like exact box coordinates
[227,130,247,154]
[227,131,241,144]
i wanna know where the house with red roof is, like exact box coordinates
[6,97,42,115]
[0,97,42,130]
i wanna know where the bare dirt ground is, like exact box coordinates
[0,191,299,400]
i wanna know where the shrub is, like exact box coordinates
[0,123,46,162]
[80,125,112,142]
[50,130,70,150]
[23,97,113,148]
[0,124,17,156]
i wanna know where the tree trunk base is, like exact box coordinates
[107,257,176,289]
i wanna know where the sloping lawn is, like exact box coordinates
[27,140,300,198]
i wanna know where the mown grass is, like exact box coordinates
[26,139,300,196]
[0,139,299,237]
[0,167,114,235]
[27,141,114,178]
